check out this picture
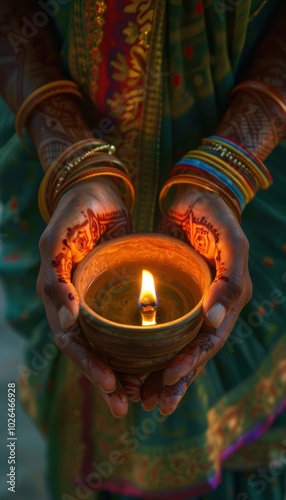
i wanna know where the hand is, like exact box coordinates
[141,185,252,415]
[37,178,141,417]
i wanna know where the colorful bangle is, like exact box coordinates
[208,135,272,185]
[199,142,265,190]
[163,132,273,220]
[174,157,247,209]
[15,80,83,155]
[183,151,254,203]
[230,80,286,115]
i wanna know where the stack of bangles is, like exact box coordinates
[159,135,273,222]
[38,137,135,223]
[14,80,135,223]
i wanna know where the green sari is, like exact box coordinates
[1,0,286,498]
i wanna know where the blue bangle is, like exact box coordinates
[175,157,246,210]
[198,146,257,191]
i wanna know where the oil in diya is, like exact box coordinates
[73,234,212,373]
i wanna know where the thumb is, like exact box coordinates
[37,233,79,333]
[202,251,252,329]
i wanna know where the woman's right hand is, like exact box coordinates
[37,178,141,417]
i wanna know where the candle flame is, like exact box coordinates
[139,270,157,326]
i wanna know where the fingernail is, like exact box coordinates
[142,399,158,411]
[99,383,116,394]
[159,408,170,416]
[59,306,74,330]
[206,303,226,328]
[164,375,180,386]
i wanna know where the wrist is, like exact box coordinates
[217,90,286,160]
[56,178,128,215]
[27,94,93,171]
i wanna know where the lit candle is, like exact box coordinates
[139,269,157,326]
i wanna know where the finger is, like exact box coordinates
[116,372,143,402]
[37,226,80,330]
[82,369,128,418]
[179,197,252,328]
[163,306,242,385]
[102,385,129,418]
[54,324,117,394]
[53,323,128,416]
[159,366,204,416]
[141,370,164,410]
[202,227,252,328]
[203,266,252,328]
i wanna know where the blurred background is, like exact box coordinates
[0,280,49,500]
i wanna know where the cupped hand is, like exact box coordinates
[37,178,141,417]
[141,185,252,415]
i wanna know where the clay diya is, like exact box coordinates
[73,234,212,373]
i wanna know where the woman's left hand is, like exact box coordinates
[141,185,252,415]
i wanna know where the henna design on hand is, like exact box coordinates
[27,95,92,170]
[217,92,286,160]
[214,247,229,283]
[159,371,198,414]
[116,373,142,401]
[163,371,196,398]
[160,205,229,282]
[0,2,92,171]
[51,248,72,284]
[166,331,216,374]
[217,5,286,160]
[51,208,130,285]
[158,209,188,241]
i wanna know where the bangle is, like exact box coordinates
[199,139,268,189]
[230,80,286,115]
[183,151,254,203]
[38,166,135,223]
[49,154,129,212]
[163,133,273,221]
[159,174,241,222]
[204,135,272,187]
[38,140,115,215]
[15,80,82,155]
[38,140,134,223]
[173,158,247,210]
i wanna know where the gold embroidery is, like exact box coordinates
[107,0,165,231]
[85,1,107,100]
[69,0,165,231]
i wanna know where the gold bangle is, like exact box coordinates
[15,80,82,155]
[39,166,135,223]
[62,168,135,212]
[38,141,107,222]
[185,150,254,203]
[49,154,128,210]
[200,138,269,188]
[199,141,264,188]
[159,175,241,222]
[51,146,118,194]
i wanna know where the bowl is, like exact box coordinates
[72,233,212,373]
